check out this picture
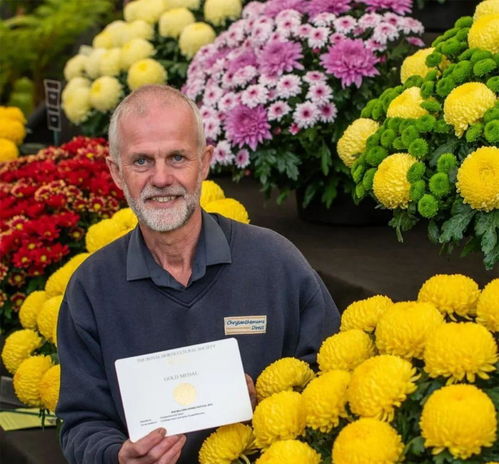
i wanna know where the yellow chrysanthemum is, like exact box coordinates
[1,329,43,375]
[93,31,114,49]
[256,440,321,464]
[317,329,375,372]
[204,198,250,223]
[0,106,26,123]
[200,180,225,208]
[85,48,106,79]
[348,354,418,421]
[86,218,129,253]
[417,273,480,318]
[179,22,216,59]
[99,48,122,77]
[19,290,47,330]
[125,0,166,23]
[159,8,195,38]
[127,20,154,41]
[468,13,499,53]
[45,253,90,298]
[199,423,256,464]
[400,48,435,83]
[373,153,417,209]
[444,82,496,137]
[0,138,19,162]
[420,384,496,459]
[386,87,428,119]
[424,322,497,383]
[89,76,123,113]
[39,364,60,412]
[256,357,315,401]
[302,370,351,432]
[0,118,26,144]
[375,301,444,359]
[204,0,242,26]
[64,54,88,80]
[62,77,91,102]
[103,20,129,47]
[337,118,380,167]
[253,391,305,448]
[37,295,62,344]
[13,355,53,407]
[111,208,138,231]
[332,418,404,464]
[127,58,168,91]
[340,295,393,333]
[475,0,499,19]
[121,38,155,71]
[164,0,200,10]
[477,278,499,332]
[62,86,91,124]
[456,146,499,211]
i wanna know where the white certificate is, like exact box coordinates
[115,338,253,442]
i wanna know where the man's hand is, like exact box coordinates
[245,374,257,410]
[118,428,186,464]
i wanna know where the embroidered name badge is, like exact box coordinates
[224,315,267,335]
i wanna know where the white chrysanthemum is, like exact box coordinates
[121,38,155,71]
[124,0,166,24]
[62,87,91,124]
[159,8,195,38]
[89,76,123,112]
[127,58,167,91]
[62,77,91,103]
[84,48,106,79]
[179,22,216,58]
[99,48,122,77]
[64,54,88,81]
[92,31,114,49]
[204,0,242,26]
[127,20,154,41]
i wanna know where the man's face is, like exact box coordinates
[108,101,211,233]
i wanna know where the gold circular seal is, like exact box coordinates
[173,383,197,406]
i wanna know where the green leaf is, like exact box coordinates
[319,141,332,176]
[427,220,439,244]
[321,179,338,208]
[475,211,499,255]
[405,436,426,456]
[439,202,476,243]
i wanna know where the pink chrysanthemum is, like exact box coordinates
[307,83,332,104]
[252,22,274,45]
[204,86,224,107]
[334,16,357,34]
[219,92,239,112]
[243,1,266,19]
[359,12,383,29]
[372,22,399,44]
[311,13,337,27]
[293,102,318,128]
[308,27,329,48]
[260,40,304,77]
[204,118,221,140]
[330,32,346,45]
[406,36,425,47]
[225,105,272,150]
[318,102,337,122]
[213,141,234,165]
[233,66,258,86]
[227,48,258,74]
[235,149,250,168]
[321,38,379,88]
[298,24,313,38]
[400,17,424,35]
[263,0,307,17]
[360,0,413,15]
[200,106,217,120]
[268,101,291,121]
[304,71,327,84]
[306,0,352,17]
[276,74,302,98]
[241,84,269,108]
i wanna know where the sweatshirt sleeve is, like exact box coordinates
[56,281,126,464]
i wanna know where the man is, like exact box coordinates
[56,85,340,464]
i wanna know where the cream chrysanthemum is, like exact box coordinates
[468,13,499,53]
[103,20,129,47]
[332,418,404,464]
[204,0,242,26]
[111,208,138,231]
[477,278,499,332]
[37,295,63,344]
[420,384,496,459]
[199,423,256,464]
[256,440,321,464]
[89,76,123,112]
[179,22,216,58]
[13,355,53,407]
[302,370,351,432]
[39,364,60,412]
[200,180,225,208]
[375,301,444,359]
[203,198,250,223]
[340,295,393,333]
[0,138,19,162]
[417,274,480,318]
[317,329,375,372]
[347,354,418,421]
[99,48,122,77]
[1,329,43,375]
[337,118,380,167]
[62,77,91,102]
[164,0,200,10]
[127,20,154,41]
[474,0,499,19]
[127,58,167,91]
[92,31,114,49]
[400,48,435,83]
[62,86,91,124]
[386,87,428,119]
[253,391,305,448]
[19,290,47,330]
[0,106,26,122]
[121,38,155,71]
[159,8,195,38]
[444,83,496,137]
[424,322,497,382]
[256,357,314,401]
[86,218,130,253]
[0,119,26,144]
[373,153,417,209]
[64,54,88,81]
[45,253,90,298]
[456,146,499,211]
[84,48,106,79]
[124,0,166,23]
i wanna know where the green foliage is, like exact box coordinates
[473,58,497,78]
[418,194,439,218]
[484,120,499,144]
[429,172,450,197]
[436,153,457,173]
[409,138,429,158]
[407,161,426,183]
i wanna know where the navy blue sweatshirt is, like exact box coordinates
[56,213,340,464]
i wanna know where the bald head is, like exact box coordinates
[108,84,206,162]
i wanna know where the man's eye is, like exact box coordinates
[134,157,148,166]
[172,154,184,162]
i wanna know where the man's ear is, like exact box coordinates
[201,145,214,180]
[106,157,124,191]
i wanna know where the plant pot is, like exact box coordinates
[413,0,480,33]
[296,189,391,226]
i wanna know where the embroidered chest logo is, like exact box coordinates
[224,315,267,335]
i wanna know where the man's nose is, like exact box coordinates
[150,162,174,187]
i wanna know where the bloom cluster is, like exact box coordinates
[184,0,424,207]
[62,0,245,136]
[0,137,125,332]
[338,0,499,268]
[0,106,27,163]
[0,180,250,412]
[200,273,499,464]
